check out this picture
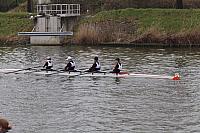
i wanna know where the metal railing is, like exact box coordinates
[36,4,80,17]
[32,26,36,32]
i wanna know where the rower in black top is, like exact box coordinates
[111,58,122,74]
[87,56,101,72]
[43,57,53,70]
[64,56,76,71]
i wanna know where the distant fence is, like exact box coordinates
[36,4,80,17]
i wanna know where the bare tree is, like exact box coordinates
[27,0,33,12]
[176,0,183,9]
[16,0,19,6]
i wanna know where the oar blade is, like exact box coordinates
[4,66,42,74]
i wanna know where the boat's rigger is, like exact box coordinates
[0,68,177,79]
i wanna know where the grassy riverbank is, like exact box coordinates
[75,8,200,45]
[0,12,33,44]
[1,8,200,45]
[0,13,33,35]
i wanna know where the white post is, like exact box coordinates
[67,4,69,15]
[61,4,62,15]
[71,4,73,15]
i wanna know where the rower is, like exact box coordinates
[111,58,122,74]
[43,57,53,70]
[172,73,180,80]
[64,56,76,71]
[87,56,101,72]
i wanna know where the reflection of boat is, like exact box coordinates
[0,68,179,80]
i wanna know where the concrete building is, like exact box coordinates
[18,0,80,45]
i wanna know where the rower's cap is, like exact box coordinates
[175,73,180,77]
[66,56,72,60]
[94,56,98,60]
[47,56,51,60]
[116,58,120,61]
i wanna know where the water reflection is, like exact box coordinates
[115,78,121,84]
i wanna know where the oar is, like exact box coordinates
[41,68,110,76]
[46,68,92,76]
[47,69,83,76]
[5,65,42,74]
[78,69,109,76]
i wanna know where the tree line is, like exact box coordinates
[0,0,195,12]
[0,0,26,11]
[29,0,195,13]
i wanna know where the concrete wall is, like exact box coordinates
[32,16,64,45]
[36,16,61,32]
[49,16,61,32]
[30,36,62,45]
[36,17,47,32]
[37,0,51,4]
[61,16,78,32]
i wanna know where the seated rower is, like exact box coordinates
[64,56,76,71]
[172,73,180,80]
[111,58,122,74]
[87,56,101,72]
[43,57,53,70]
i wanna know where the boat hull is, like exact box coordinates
[0,69,173,79]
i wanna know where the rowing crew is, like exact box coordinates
[43,56,123,73]
[43,56,181,80]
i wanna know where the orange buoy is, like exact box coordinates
[172,73,180,80]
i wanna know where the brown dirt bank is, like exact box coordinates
[1,30,199,47]
[0,36,29,45]
[1,18,199,46]
[73,18,137,44]
[132,28,200,45]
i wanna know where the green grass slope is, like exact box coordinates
[85,8,200,33]
[0,12,33,36]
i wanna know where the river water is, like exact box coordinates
[0,45,199,133]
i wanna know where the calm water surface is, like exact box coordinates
[0,45,199,133]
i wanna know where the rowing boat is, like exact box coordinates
[0,68,177,79]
